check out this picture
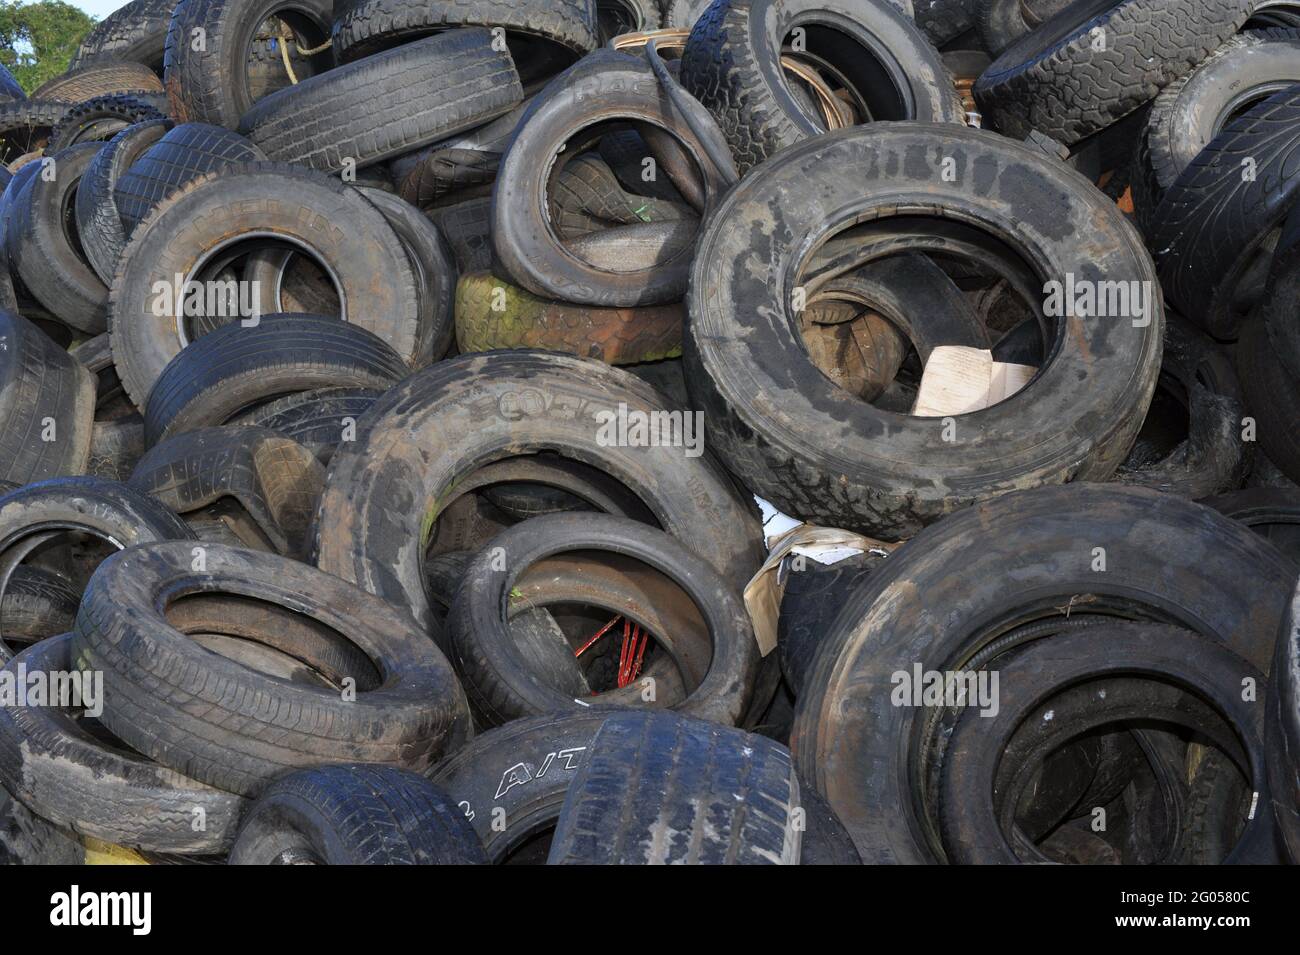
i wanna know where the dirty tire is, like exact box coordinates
[976,0,1072,55]
[1268,583,1300,860]
[232,387,381,464]
[73,119,170,286]
[73,541,471,797]
[0,101,70,163]
[0,633,245,854]
[1133,31,1300,232]
[32,62,164,104]
[87,415,146,482]
[1264,224,1300,380]
[448,513,761,727]
[113,123,266,236]
[6,142,108,334]
[238,30,522,172]
[228,763,486,864]
[973,0,1253,144]
[128,426,325,559]
[1237,316,1300,485]
[777,552,882,697]
[1204,487,1300,566]
[0,567,79,647]
[598,0,662,42]
[680,0,963,173]
[454,271,683,364]
[547,710,802,864]
[915,0,977,44]
[685,123,1161,538]
[427,197,493,274]
[164,0,335,128]
[143,314,408,445]
[0,311,95,485]
[107,161,422,409]
[493,50,733,307]
[332,0,599,65]
[789,483,1298,863]
[314,351,766,636]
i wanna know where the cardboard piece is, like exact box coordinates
[912,346,1036,417]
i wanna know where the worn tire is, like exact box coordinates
[45,94,167,153]
[1268,582,1300,860]
[69,0,175,73]
[1237,316,1300,485]
[228,763,486,864]
[680,0,963,173]
[427,196,493,274]
[107,161,423,409]
[231,387,381,464]
[789,483,1298,863]
[973,0,1253,145]
[685,123,1161,538]
[238,29,522,172]
[32,62,163,104]
[975,0,1072,55]
[143,314,409,445]
[73,540,471,797]
[314,351,766,636]
[0,310,95,485]
[546,710,802,864]
[914,0,976,44]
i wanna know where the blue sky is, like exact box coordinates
[76,0,129,19]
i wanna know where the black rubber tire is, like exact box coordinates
[69,331,129,414]
[1112,314,1248,498]
[228,763,486,864]
[0,633,245,854]
[685,123,1161,538]
[974,0,1253,144]
[331,0,599,66]
[789,483,1299,863]
[0,785,83,864]
[975,0,1072,55]
[546,710,802,864]
[164,0,335,129]
[914,0,976,44]
[1204,488,1300,566]
[680,0,963,173]
[128,426,325,559]
[448,512,761,727]
[237,29,522,173]
[5,142,108,334]
[0,100,70,165]
[1263,212,1300,379]
[87,415,146,483]
[0,566,78,647]
[32,62,164,104]
[1150,86,1300,338]
[45,94,167,153]
[938,624,1277,864]
[428,710,612,863]
[113,123,266,236]
[427,196,493,274]
[107,161,423,409]
[0,475,193,659]
[598,0,663,42]
[493,50,733,307]
[661,0,713,27]
[72,119,170,286]
[73,540,471,797]
[68,0,175,74]
[231,386,381,464]
[0,64,24,105]
[143,313,409,445]
[0,310,95,485]
[1237,315,1300,485]
[1268,583,1300,861]
[454,271,683,365]
[1134,31,1300,233]
[778,552,883,697]
[314,351,766,636]
[356,188,457,363]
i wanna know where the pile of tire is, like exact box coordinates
[0,0,1296,866]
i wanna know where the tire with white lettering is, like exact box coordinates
[142,314,409,445]
[107,162,422,410]
[73,541,471,797]
[546,710,803,864]
[313,351,766,637]
[0,477,193,660]
[789,483,1298,863]
[448,512,761,727]
[428,710,612,863]
[0,311,95,486]
[685,123,1161,538]
[229,764,486,864]
[0,634,245,854]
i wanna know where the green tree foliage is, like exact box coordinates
[0,1,96,93]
